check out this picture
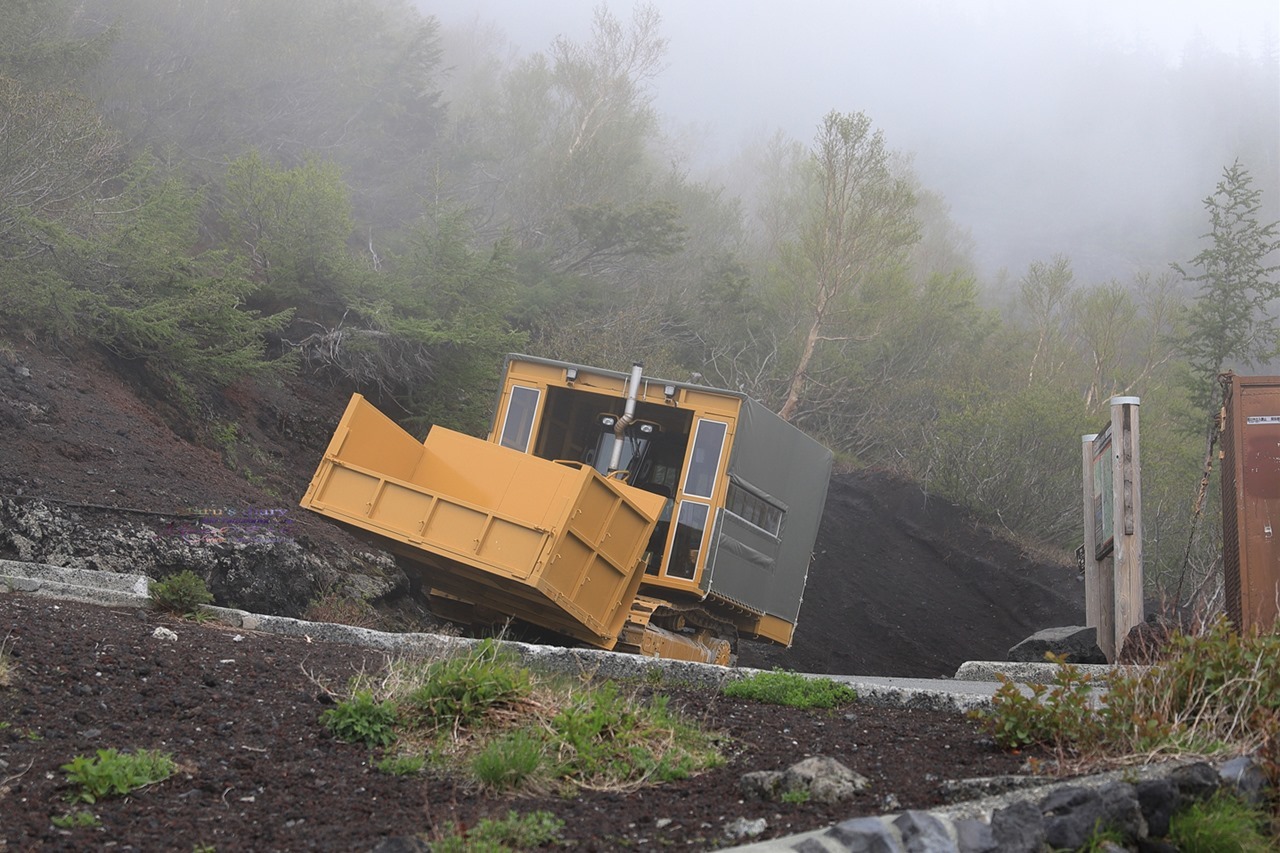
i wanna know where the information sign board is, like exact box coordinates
[1092,426,1114,559]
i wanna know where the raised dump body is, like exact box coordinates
[302,355,833,663]
[301,394,665,648]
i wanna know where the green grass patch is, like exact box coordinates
[1168,790,1275,852]
[374,752,425,776]
[432,810,564,853]
[61,748,175,804]
[319,640,723,795]
[723,670,858,709]
[400,639,531,732]
[471,729,544,789]
[548,682,721,789]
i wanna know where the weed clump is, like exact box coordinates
[0,631,13,688]
[317,639,722,796]
[50,810,100,829]
[303,588,382,630]
[61,748,175,803]
[401,639,530,732]
[432,810,563,853]
[321,690,398,747]
[723,670,858,709]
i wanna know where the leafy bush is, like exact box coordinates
[433,810,564,853]
[149,570,214,615]
[723,670,858,709]
[972,620,1280,762]
[61,748,175,803]
[968,655,1098,751]
[321,690,398,748]
[1103,617,1280,756]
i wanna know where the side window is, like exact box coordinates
[726,482,784,537]
[498,386,540,452]
[682,419,727,499]
[665,501,710,580]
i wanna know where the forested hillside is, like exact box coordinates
[1,0,1277,613]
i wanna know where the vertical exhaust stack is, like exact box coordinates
[609,362,644,473]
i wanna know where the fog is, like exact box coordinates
[430,0,1279,283]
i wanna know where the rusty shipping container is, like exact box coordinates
[1220,373,1280,632]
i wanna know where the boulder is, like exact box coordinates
[740,755,869,805]
[1007,625,1106,663]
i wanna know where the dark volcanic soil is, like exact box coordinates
[0,592,1046,851]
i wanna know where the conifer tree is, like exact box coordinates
[1175,160,1280,421]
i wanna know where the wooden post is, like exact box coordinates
[1081,433,1101,635]
[1109,396,1143,659]
[1084,429,1118,660]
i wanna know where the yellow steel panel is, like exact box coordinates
[367,481,436,534]
[570,555,623,624]
[567,477,615,543]
[333,395,427,481]
[414,428,579,529]
[594,499,653,568]
[418,496,488,551]
[474,517,550,579]
[546,534,596,597]
[312,464,379,511]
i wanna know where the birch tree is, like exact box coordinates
[777,111,918,422]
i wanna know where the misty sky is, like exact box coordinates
[432,1,1280,282]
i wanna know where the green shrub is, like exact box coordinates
[149,571,214,615]
[1103,617,1280,755]
[61,748,175,804]
[433,810,564,853]
[321,690,398,747]
[400,639,530,732]
[1168,790,1274,852]
[967,655,1098,751]
[972,621,1280,763]
[471,729,544,789]
[723,670,858,709]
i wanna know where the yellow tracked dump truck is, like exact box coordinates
[300,355,833,664]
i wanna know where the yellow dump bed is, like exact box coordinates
[300,395,665,648]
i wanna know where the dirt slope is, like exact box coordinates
[739,468,1084,678]
[0,342,1083,677]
